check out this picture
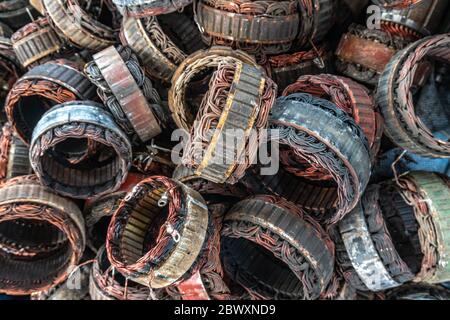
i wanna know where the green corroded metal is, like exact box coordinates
[410,171,450,283]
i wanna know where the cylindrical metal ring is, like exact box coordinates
[31,262,91,300]
[112,0,193,17]
[0,36,20,115]
[0,175,85,295]
[376,33,450,157]
[181,60,276,184]
[106,176,209,289]
[5,59,97,144]
[338,184,415,291]
[221,195,335,299]
[0,0,38,30]
[29,101,132,199]
[168,46,259,131]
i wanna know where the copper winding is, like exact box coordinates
[221,195,335,299]
[260,93,371,224]
[169,46,260,131]
[85,45,163,144]
[181,60,276,184]
[29,101,132,199]
[90,245,157,300]
[106,176,209,288]
[386,283,450,300]
[5,59,96,144]
[283,74,383,161]
[380,21,421,40]
[338,184,416,291]
[0,175,85,295]
[265,46,334,92]
[383,172,450,283]
[335,23,410,86]
[120,12,205,83]
[0,0,36,30]
[43,0,117,51]
[376,33,450,157]
[0,124,13,182]
[173,165,248,199]
[0,38,20,101]
[11,17,63,68]
[378,0,448,38]
[84,172,147,252]
[0,123,31,182]
[197,0,299,55]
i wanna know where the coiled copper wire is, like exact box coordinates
[182,61,276,184]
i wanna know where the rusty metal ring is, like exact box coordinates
[383,172,450,284]
[0,36,20,110]
[120,13,204,83]
[0,175,85,295]
[29,101,132,199]
[31,262,91,300]
[84,172,146,252]
[338,184,415,291]
[169,46,259,131]
[259,93,371,225]
[85,45,163,144]
[11,17,63,69]
[283,74,383,161]
[90,245,154,300]
[0,123,31,182]
[0,0,37,30]
[386,283,450,300]
[5,59,97,144]
[297,0,335,47]
[376,33,450,157]
[43,0,117,51]
[221,195,335,299]
[379,0,448,38]
[113,0,192,17]
[336,23,410,86]
[196,0,300,55]
[172,165,248,199]
[182,60,276,184]
[106,176,209,289]
[174,203,232,300]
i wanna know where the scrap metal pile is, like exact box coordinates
[0,0,449,300]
